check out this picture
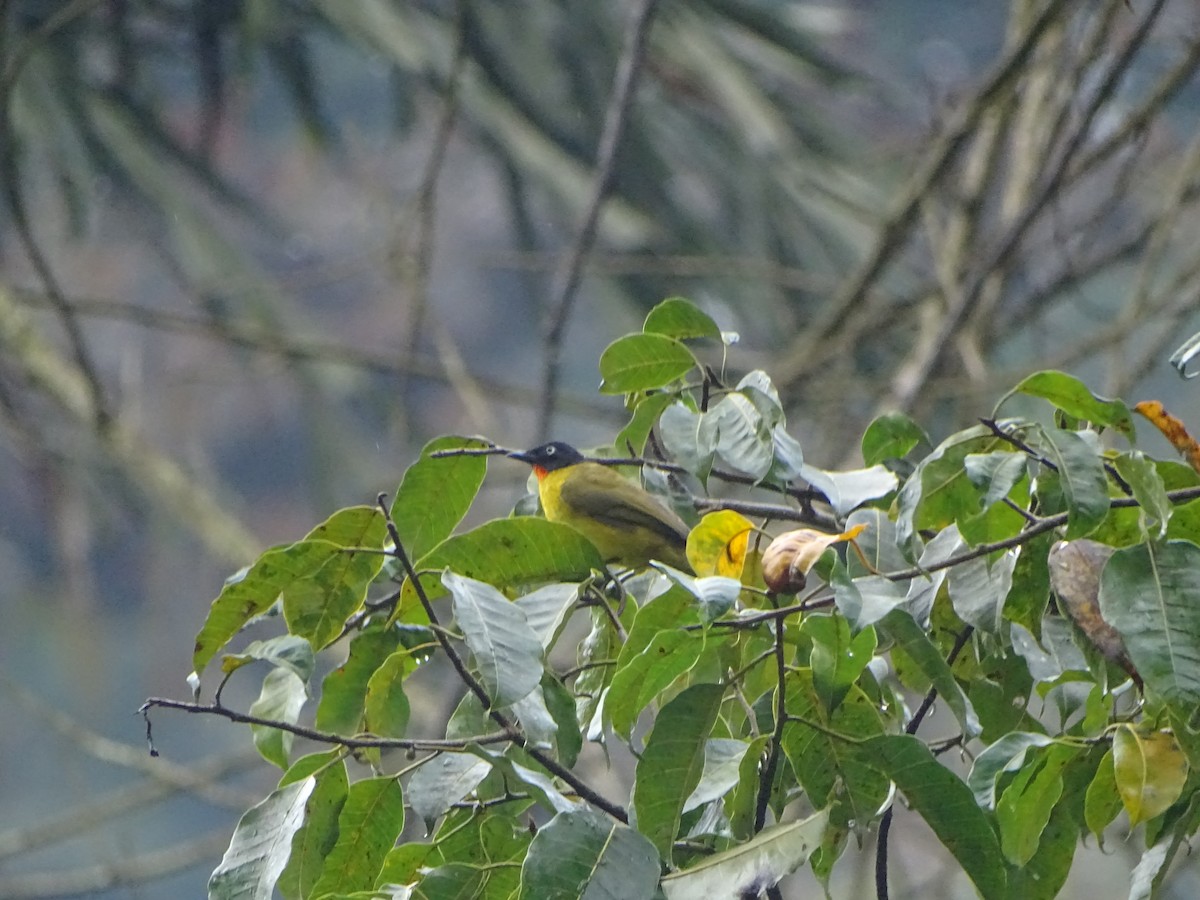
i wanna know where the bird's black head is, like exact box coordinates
[508,441,585,473]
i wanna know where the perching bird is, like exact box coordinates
[508,442,692,572]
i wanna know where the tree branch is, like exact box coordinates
[775,0,1074,391]
[538,0,660,438]
[138,695,512,754]
[753,594,789,833]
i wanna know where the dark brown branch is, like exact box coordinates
[753,594,789,833]
[875,624,975,900]
[138,695,511,753]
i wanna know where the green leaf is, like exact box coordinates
[769,423,806,482]
[659,401,717,483]
[726,734,771,840]
[1099,540,1200,711]
[443,571,544,707]
[395,519,605,621]
[633,682,726,861]
[508,684,558,751]
[683,739,751,813]
[1112,726,1190,826]
[615,392,675,456]
[624,585,701,654]
[573,608,623,736]
[995,744,1073,865]
[1002,370,1135,438]
[829,564,907,630]
[782,674,889,830]
[607,628,708,739]
[391,436,490,562]
[803,615,876,714]
[519,808,660,900]
[192,506,387,678]
[643,296,722,341]
[1026,426,1110,539]
[599,333,696,394]
[660,810,829,900]
[1114,451,1171,538]
[249,669,308,769]
[363,648,415,738]
[855,735,1007,900]
[541,673,582,767]
[209,778,315,900]
[377,843,433,890]
[308,775,405,897]
[878,609,981,737]
[277,753,348,900]
[896,423,1009,554]
[220,634,315,685]
[964,451,1027,509]
[316,628,401,734]
[1084,749,1122,839]
[1003,795,1078,900]
[799,463,898,517]
[845,508,909,576]
[468,748,579,815]
[415,862,487,898]
[1004,532,1053,638]
[967,732,1055,808]
[407,753,492,831]
[514,583,579,650]
[708,392,773,479]
[861,411,929,466]
[946,550,1017,633]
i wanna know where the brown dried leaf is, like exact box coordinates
[1047,539,1139,684]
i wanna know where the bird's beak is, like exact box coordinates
[507,449,535,465]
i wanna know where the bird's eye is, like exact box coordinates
[546,446,556,455]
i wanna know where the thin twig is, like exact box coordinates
[538,0,660,438]
[753,594,789,833]
[398,0,479,430]
[875,624,974,900]
[139,695,511,753]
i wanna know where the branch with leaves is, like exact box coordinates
[142,296,1200,899]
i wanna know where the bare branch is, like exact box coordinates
[538,0,661,438]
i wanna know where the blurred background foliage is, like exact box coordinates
[2,0,1200,896]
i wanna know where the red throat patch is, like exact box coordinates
[532,465,548,480]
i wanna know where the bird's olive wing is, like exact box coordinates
[559,468,689,545]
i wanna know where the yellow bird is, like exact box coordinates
[508,442,692,572]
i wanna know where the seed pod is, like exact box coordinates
[761,529,832,594]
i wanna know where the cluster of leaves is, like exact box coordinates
[168,298,1200,899]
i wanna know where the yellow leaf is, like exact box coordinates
[1135,400,1200,475]
[686,510,755,578]
[1113,725,1190,826]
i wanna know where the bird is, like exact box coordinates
[508,441,692,572]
